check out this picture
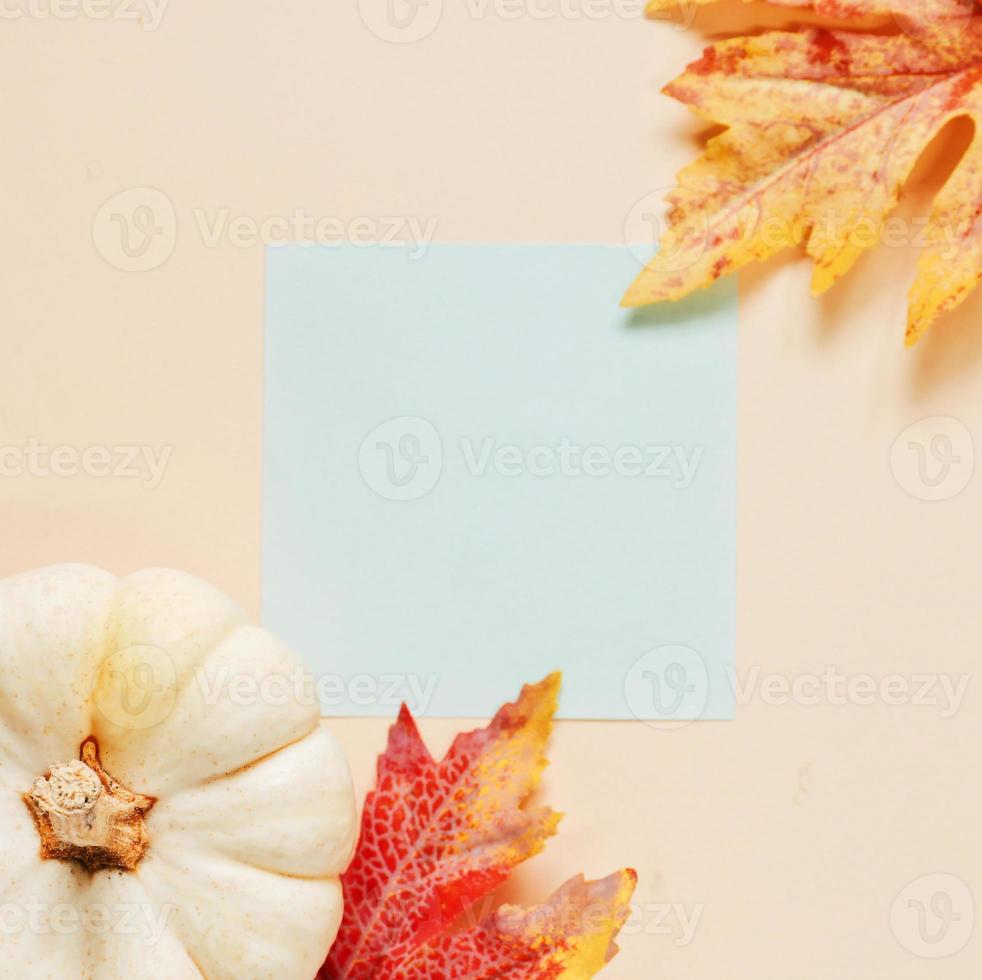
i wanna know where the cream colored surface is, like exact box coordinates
[2,2,980,976]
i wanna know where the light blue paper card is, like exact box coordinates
[263,244,736,720]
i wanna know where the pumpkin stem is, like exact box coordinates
[24,737,156,872]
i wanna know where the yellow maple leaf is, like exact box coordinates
[624,10,982,344]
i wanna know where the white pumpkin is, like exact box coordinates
[0,564,357,979]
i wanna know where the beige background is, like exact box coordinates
[3,1,982,975]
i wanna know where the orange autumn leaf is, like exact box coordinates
[383,870,638,980]
[321,674,636,979]
[624,13,982,344]
[646,0,972,19]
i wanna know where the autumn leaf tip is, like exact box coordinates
[541,670,563,693]
[600,868,638,904]
[620,286,647,309]
[905,308,929,347]
[379,702,430,772]
[518,672,562,713]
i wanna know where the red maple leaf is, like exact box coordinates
[321,675,636,979]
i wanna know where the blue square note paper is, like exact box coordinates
[263,245,736,720]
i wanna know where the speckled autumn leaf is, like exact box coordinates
[648,0,971,19]
[625,11,982,344]
[321,674,636,979]
[379,870,638,980]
